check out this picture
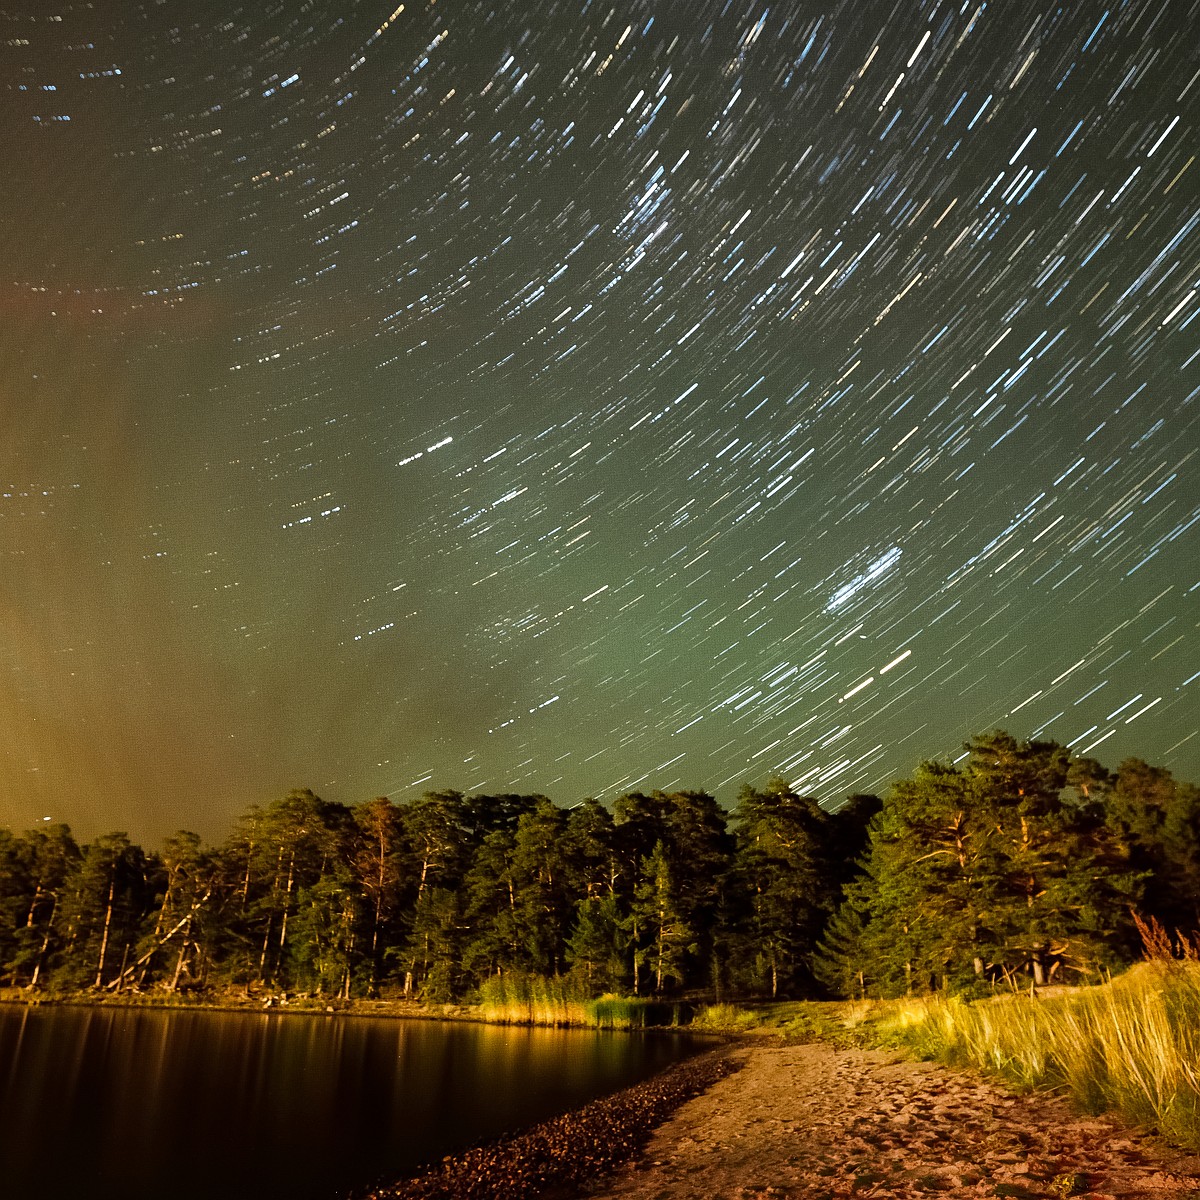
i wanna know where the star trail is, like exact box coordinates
[1,0,1196,841]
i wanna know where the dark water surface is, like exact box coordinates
[0,1004,695,1200]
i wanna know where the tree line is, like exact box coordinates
[1,731,1196,1001]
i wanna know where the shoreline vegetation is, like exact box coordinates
[879,958,1200,1153]
[0,982,688,1032]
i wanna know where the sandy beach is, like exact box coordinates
[585,1042,1200,1200]
[368,1038,1200,1199]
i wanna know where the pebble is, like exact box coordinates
[354,1047,738,1200]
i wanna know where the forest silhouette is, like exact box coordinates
[2,731,1196,1002]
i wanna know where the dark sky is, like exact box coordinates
[2,0,1197,844]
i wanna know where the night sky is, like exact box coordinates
[2,0,1197,844]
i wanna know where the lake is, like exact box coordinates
[0,1004,695,1200]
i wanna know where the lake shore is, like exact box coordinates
[584,1041,1200,1200]
[0,986,486,1023]
[336,1037,1200,1199]
[10,988,1200,1199]
[356,1045,739,1200]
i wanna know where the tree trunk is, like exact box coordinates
[259,844,285,982]
[278,848,297,953]
[28,895,57,990]
[240,842,254,907]
[95,868,117,988]
[258,914,275,981]
[368,889,383,997]
[149,873,174,942]
[170,940,189,992]
[114,943,130,994]
[24,883,45,928]
[170,915,193,992]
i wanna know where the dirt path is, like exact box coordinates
[583,1043,1200,1200]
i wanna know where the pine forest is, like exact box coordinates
[2,731,1197,1004]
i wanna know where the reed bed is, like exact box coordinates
[880,962,1200,1149]
[587,995,675,1030]
[474,975,673,1029]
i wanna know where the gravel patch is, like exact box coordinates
[355,1045,738,1200]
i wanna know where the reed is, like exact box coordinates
[475,973,591,1026]
[474,975,670,1029]
[586,994,667,1029]
[880,962,1200,1149]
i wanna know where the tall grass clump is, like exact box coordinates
[476,973,592,1026]
[475,975,668,1028]
[882,961,1200,1150]
[585,994,670,1029]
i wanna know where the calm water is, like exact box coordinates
[0,1004,695,1200]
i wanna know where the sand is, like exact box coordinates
[583,1042,1200,1200]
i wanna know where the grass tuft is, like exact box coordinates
[690,1003,762,1034]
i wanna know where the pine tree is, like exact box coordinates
[510,800,571,976]
[968,733,1142,984]
[351,797,407,995]
[1,824,81,988]
[814,892,872,998]
[403,887,464,1001]
[52,833,150,990]
[631,841,695,994]
[856,761,998,994]
[288,862,362,997]
[562,798,617,900]
[461,827,522,982]
[1104,758,1200,934]
[732,779,831,997]
[565,894,628,992]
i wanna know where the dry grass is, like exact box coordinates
[879,962,1200,1149]
[690,1003,763,1034]
[475,975,669,1029]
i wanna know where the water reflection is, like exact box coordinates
[0,1005,692,1200]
